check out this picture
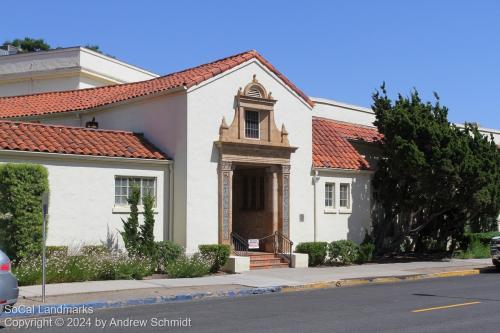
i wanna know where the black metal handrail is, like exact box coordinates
[230,232,248,256]
[231,231,294,267]
[274,231,293,267]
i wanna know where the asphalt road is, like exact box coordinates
[3,272,500,333]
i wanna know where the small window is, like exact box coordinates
[115,176,156,206]
[325,183,335,208]
[245,110,260,139]
[339,183,350,208]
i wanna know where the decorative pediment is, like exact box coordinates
[218,75,291,147]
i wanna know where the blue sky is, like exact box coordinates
[3,1,499,128]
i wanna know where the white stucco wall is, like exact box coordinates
[185,59,314,252]
[0,47,158,97]
[0,152,170,248]
[38,92,189,248]
[312,97,376,126]
[314,170,372,244]
[0,75,83,97]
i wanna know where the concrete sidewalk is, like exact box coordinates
[19,258,491,301]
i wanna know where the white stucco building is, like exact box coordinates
[0,49,497,263]
[0,47,158,97]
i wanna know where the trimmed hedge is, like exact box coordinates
[0,163,49,262]
[166,254,211,278]
[199,244,230,273]
[328,240,360,265]
[295,242,328,266]
[155,241,183,273]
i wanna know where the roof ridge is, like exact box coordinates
[312,116,377,129]
[0,119,137,135]
[0,49,313,118]
[0,49,257,101]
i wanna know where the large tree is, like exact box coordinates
[2,37,51,53]
[371,85,500,253]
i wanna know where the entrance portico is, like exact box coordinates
[215,75,296,246]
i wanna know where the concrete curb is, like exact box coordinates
[0,287,282,319]
[281,269,481,292]
[0,269,481,318]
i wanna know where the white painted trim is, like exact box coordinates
[0,67,82,83]
[0,149,172,166]
[112,206,159,214]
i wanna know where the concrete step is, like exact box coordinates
[247,252,289,270]
[250,262,290,269]
[250,258,283,265]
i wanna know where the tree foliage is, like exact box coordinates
[3,37,51,53]
[121,187,141,256]
[139,194,156,257]
[0,164,49,261]
[121,187,156,257]
[372,85,500,253]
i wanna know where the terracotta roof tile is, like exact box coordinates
[0,50,313,119]
[312,117,382,170]
[0,121,168,160]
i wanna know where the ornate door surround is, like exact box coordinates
[215,76,297,244]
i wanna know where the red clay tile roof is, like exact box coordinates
[313,117,381,170]
[0,50,313,119]
[0,121,168,160]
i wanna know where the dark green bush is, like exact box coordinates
[139,194,156,258]
[328,240,360,265]
[357,232,376,263]
[357,243,375,263]
[295,242,328,266]
[199,244,230,273]
[461,232,500,250]
[166,254,210,278]
[0,163,49,261]
[155,241,183,273]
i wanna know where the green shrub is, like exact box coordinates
[454,239,491,259]
[295,242,328,266]
[0,163,49,262]
[155,241,183,273]
[113,256,153,280]
[121,186,141,256]
[357,242,375,263]
[357,233,376,263]
[46,246,68,257]
[198,244,230,273]
[81,245,108,255]
[139,194,156,258]
[13,252,154,286]
[166,254,210,278]
[461,232,500,250]
[328,240,360,265]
